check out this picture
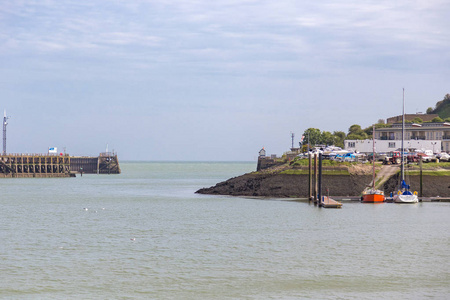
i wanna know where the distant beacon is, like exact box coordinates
[259,148,266,157]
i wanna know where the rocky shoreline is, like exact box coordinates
[196,163,450,198]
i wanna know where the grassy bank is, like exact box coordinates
[407,170,450,176]
[281,169,350,175]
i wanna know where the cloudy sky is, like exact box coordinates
[1,0,449,161]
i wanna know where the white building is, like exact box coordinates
[375,121,450,152]
[345,121,450,154]
[344,139,441,154]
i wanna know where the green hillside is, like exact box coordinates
[428,94,450,120]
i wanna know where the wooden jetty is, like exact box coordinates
[0,152,120,178]
[308,153,343,208]
[320,196,343,208]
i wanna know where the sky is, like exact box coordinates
[1,0,449,161]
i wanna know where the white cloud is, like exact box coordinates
[2,0,448,67]
[1,0,449,160]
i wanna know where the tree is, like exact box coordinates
[347,124,370,140]
[333,131,346,140]
[445,117,450,122]
[333,131,346,148]
[434,94,450,111]
[320,131,335,145]
[302,128,322,147]
[375,122,391,129]
[432,116,444,122]
[426,107,433,114]
[377,119,385,124]
[363,125,373,137]
[348,124,363,136]
[347,133,366,140]
[412,117,423,124]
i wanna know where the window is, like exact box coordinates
[348,142,355,148]
[389,142,396,148]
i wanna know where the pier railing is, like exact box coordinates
[0,153,70,157]
[99,152,117,157]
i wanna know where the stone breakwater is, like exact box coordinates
[196,165,450,198]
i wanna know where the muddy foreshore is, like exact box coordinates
[196,164,450,198]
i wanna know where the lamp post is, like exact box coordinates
[307,131,310,153]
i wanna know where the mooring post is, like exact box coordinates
[308,153,312,202]
[318,153,323,207]
[314,154,318,205]
[419,156,423,201]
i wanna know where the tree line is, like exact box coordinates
[301,118,450,150]
[426,94,450,119]
[300,125,371,150]
[300,93,450,150]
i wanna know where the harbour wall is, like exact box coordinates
[63,153,121,174]
[197,172,450,198]
[0,152,120,178]
[0,154,73,178]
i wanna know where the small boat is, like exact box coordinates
[394,180,418,203]
[361,125,385,203]
[393,89,418,204]
[362,188,385,203]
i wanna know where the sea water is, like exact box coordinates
[0,162,449,299]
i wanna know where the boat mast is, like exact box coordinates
[372,124,375,189]
[401,88,405,182]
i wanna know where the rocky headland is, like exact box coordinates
[196,160,450,198]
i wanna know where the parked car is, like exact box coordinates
[437,152,450,162]
[416,152,434,162]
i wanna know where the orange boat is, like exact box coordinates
[362,188,385,203]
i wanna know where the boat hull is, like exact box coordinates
[394,194,419,203]
[362,193,385,203]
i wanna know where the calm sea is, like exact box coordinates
[1,162,449,299]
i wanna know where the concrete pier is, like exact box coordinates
[70,152,121,174]
[0,153,72,178]
[0,152,121,177]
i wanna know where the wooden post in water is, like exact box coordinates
[318,153,323,207]
[314,154,318,205]
[419,156,423,201]
[308,153,312,202]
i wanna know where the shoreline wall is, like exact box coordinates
[257,157,283,171]
[197,173,450,198]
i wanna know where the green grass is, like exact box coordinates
[291,158,355,167]
[407,170,450,176]
[281,169,350,175]
[406,162,450,170]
